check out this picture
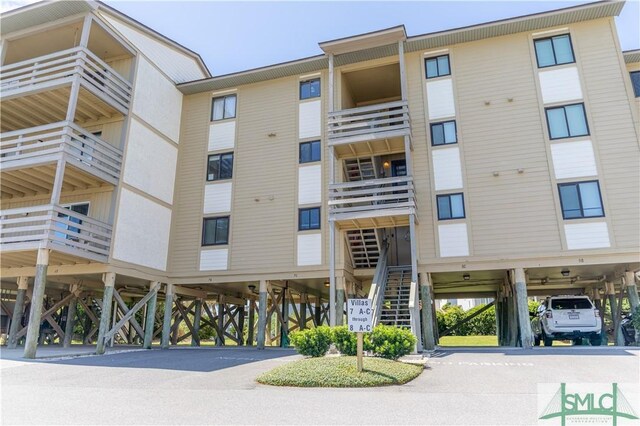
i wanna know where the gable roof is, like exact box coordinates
[0,0,211,81]
[178,0,625,94]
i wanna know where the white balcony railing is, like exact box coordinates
[328,176,416,220]
[327,100,411,145]
[0,46,132,113]
[0,121,123,184]
[0,204,112,262]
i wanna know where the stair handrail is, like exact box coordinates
[368,240,389,325]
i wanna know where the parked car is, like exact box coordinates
[531,295,602,346]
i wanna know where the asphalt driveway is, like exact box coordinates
[1,346,638,425]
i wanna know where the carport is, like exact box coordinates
[427,264,640,348]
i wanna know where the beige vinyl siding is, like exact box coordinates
[105,57,134,82]
[574,19,640,250]
[453,32,562,257]
[405,50,436,261]
[1,190,114,223]
[169,92,209,274]
[229,76,298,273]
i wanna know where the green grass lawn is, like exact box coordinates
[438,335,576,346]
[257,356,423,387]
[438,335,499,346]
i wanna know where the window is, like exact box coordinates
[299,207,320,230]
[299,140,321,163]
[425,55,450,79]
[300,79,320,100]
[211,95,236,121]
[436,193,465,220]
[558,181,604,219]
[55,203,89,241]
[545,103,589,139]
[202,217,230,245]
[551,298,593,310]
[630,71,640,97]
[430,121,457,146]
[534,34,575,68]
[207,153,233,181]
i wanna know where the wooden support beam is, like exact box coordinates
[96,272,116,355]
[216,297,225,346]
[175,299,196,343]
[419,273,436,350]
[142,282,160,349]
[8,277,28,349]
[336,277,345,326]
[39,293,75,341]
[23,249,48,359]
[280,289,289,347]
[256,280,268,349]
[514,269,533,348]
[174,286,207,299]
[104,283,158,344]
[113,290,145,339]
[314,296,321,327]
[299,294,307,331]
[236,304,245,346]
[161,283,174,349]
[247,299,256,345]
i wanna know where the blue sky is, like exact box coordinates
[102,0,639,76]
[5,1,639,76]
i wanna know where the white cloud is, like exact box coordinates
[1,0,39,14]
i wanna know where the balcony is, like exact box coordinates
[0,204,112,265]
[0,122,123,194]
[1,47,132,130]
[328,176,416,230]
[327,100,411,158]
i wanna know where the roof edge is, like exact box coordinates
[180,0,626,94]
[623,49,640,64]
[319,25,407,55]
[95,1,211,78]
[408,0,621,43]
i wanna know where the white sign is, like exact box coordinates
[347,299,373,332]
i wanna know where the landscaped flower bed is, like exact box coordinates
[256,356,423,387]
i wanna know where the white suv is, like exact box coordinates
[531,295,602,346]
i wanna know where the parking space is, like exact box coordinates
[1,346,638,425]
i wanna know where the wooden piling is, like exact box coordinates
[143,282,160,349]
[23,249,49,359]
[514,269,533,348]
[62,294,78,348]
[419,273,436,351]
[161,283,174,349]
[191,298,203,347]
[257,280,268,349]
[8,277,28,349]
[96,272,116,355]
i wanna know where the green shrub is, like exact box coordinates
[332,325,373,355]
[528,300,540,318]
[369,325,416,360]
[199,325,217,341]
[290,326,332,357]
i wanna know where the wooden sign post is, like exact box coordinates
[347,299,373,373]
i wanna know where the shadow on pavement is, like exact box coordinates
[2,346,299,373]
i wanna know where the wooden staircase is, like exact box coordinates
[379,265,412,328]
[346,229,381,269]
[343,157,376,182]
